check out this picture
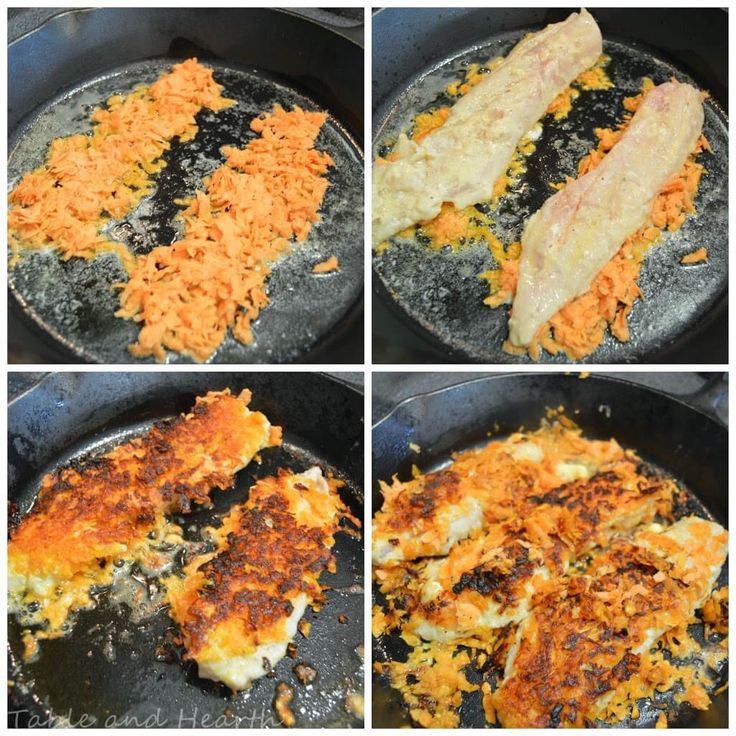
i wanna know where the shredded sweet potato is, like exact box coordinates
[8,59,233,271]
[375,644,478,728]
[412,108,450,142]
[115,104,333,362]
[313,255,339,273]
[680,246,708,265]
[445,60,502,97]
[547,55,613,120]
[374,416,727,728]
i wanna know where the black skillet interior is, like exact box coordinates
[8,372,364,728]
[8,7,364,364]
[372,373,728,728]
[372,8,728,364]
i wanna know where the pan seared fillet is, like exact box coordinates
[373,468,485,566]
[8,389,280,635]
[166,467,354,690]
[509,81,704,347]
[372,9,602,244]
[372,423,627,566]
[492,516,728,727]
[407,462,676,642]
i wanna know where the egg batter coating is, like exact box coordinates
[510,81,704,347]
[372,9,602,244]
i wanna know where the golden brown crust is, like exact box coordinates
[493,520,728,727]
[378,469,462,533]
[177,490,334,656]
[406,463,675,638]
[373,421,727,728]
[167,469,354,664]
[9,389,277,602]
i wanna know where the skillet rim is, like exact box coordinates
[371,372,728,431]
[8,6,366,53]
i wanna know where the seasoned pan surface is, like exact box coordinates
[8,373,364,728]
[9,58,364,364]
[373,31,728,363]
[371,374,727,727]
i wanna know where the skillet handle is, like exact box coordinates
[679,373,728,426]
[285,8,364,48]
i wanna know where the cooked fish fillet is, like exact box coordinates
[509,81,704,347]
[166,467,352,691]
[8,389,279,635]
[407,464,676,642]
[372,425,627,566]
[373,468,484,566]
[372,9,602,245]
[492,516,727,728]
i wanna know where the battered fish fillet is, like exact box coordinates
[509,81,704,347]
[166,467,355,690]
[8,389,280,636]
[372,423,627,566]
[492,516,728,727]
[372,9,602,245]
[407,463,676,642]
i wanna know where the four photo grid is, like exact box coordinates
[5,2,731,731]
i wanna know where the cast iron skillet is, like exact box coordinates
[372,373,728,727]
[8,372,364,728]
[8,7,364,364]
[372,8,728,364]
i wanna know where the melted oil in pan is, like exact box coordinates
[372,34,728,363]
[9,59,364,364]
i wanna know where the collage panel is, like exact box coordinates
[372,372,727,727]
[372,8,727,364]
[8,372,364,728]
[3,3,733,733]
[8,7,364,364]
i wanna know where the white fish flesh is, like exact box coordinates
[509,81,704,347]
[372,9,603,245]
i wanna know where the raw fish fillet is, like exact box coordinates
[509,81,704,347]
[372,9,603,245]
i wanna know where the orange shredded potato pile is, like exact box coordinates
[374,644,478,728]
[412,107,450,143]
[8,59,234,271]
[445,60,503,97]
[681,246,708,265]
[116,105,333,362]
[312,255,339,273]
